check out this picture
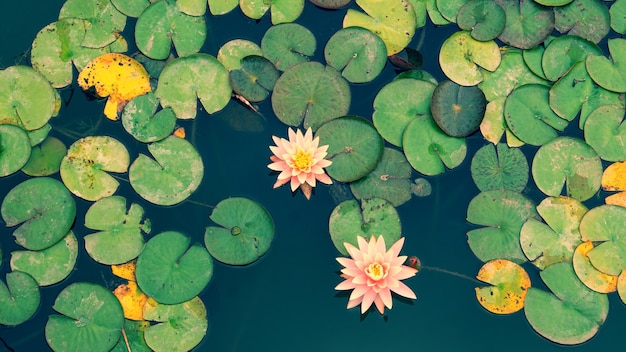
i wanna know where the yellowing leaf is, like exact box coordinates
[617,270,626,304]
[602,161,626,192]
[606,191,626,208]
[475,259,530,314]
[173,127,186,138]
[113,281,148,321]
[573,241,617,293]
[112,260,137,281]
[78,53,152,120]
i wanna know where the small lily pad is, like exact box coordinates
[439,30,501,86]
[21,136,66,176]
[0,124,31,177]
[204,197,274,265]
[579,204,626,276]
[431,80,487,137]
[58,0,126,48]
[602,161,626,192]
[0,271,40,326]
[475,259,530,314]
[143,296,208,351]
[229,55,280,103]
[324,26,387,83]
[240,0,304,24]
[217,39,263,71]
[541,35,601,82]
[457,0,506,41]
[554,0,610,44]
[121,92,177,143]
[586,38,626,93]
[470,143,528,192]
[573,241,618,293]
[261,23,316,71]
[208,0,238,14]
[583,104,626,162]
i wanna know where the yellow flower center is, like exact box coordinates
[365,263,385,281]
[293,149,312,171]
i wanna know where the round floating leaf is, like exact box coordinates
[439,30,501,86]
[209,0,238,14]
[135,0,206,60]
[121,92,177,143]
[579,204,626,276]
[1,177,76,251]
[261,23,316,71]
[204,197,274,265]
[431,80,486,137]
[402,116,467,176]
[230,55,280,103]
[240,0,304,24]
[586,38,626,93]
[21,136,66,176]
[272,62,351,131]
[0,66,58,130]
[602,161,626,192]
[129,136,204,206]
[466,190,538,263]
[217,39,263,71]
[315,116,383,182]
[110,0,150,17]
[349,148,413,207]
[136,231,213,304]
[611,0,626,34]
[531,137,602,201]
[475,259,530,314]
[310,0,351,9]
[554,0,610,44]
[45,282,124,352]
[524,262,608,345]
[470,143,528,192]
[155,53,231,119]
[411,178,432,197]
[84,196,149,265]
[520,196,586,270]
[573,241,618,294]
[324,26,387,83]
[457,0,506,41]
[372,77,436,147]
[0,271,40,326]
[329,198,401,256]
[542,35,601,82]
[10,231,78,286]
[495,0,554,49]
[0,124,31,177]
[143,296,207,352]
[343,0,416,55]
[58,0,126,48]
[584,104,626,162]
[60,136,130,201]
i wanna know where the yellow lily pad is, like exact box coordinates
[78,53,152,120]
[475,259,530,314]
[113,281,148,321]
[573,241,617,293]
[112,260,137,281]
[602,161,626,192]
[606,191,626,208]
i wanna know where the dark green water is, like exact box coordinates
[1,1,625,351]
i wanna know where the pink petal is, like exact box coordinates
[336,257,356,269]
[315,172,332,185]
[349,284,370,301]
[393,266,418,280]
[387,237,405,258]
[290,177,301,191]
[347,297,362,310]
[357,236,370,252]
[272,178,289,188]
[335,280,356,291]
[373,295,385,314]
[379,287,393,309]
[390,281,416,299]
[341,267,362,278]
[360,290,377,314]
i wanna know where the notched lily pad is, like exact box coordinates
[324,26,387,83]
[475,259,530,314]
[470,143,528,192]
[0,271,40,326]
[431,80,486,137]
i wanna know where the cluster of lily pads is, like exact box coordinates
[2,0,626,349]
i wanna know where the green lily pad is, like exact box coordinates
[349,147,413,207]
[431,80,486,137]
[504,84,569,146]
[136,231,213,304]
[135,0,206,60]
[0,271,40,326]
[177,0,207,16]
[240,0,304,24]
[315,116,383,182]
[0,65,59,130]
[0,124,31,177]
[411,178,432,197]
[10,231,78,286]
[579,204,626,276]
[520,196,586,270]
[329,198,401,256]
[494,0,554,49]
[611,0,626,34]
[573,241,618,294]
[271,62,350,131]
[310,0,351,9]
[204,197,274,265]
[402,116,467,176]
[554,0,610,44]
[230,55,280,103]
[524,262,608,345]
[541,34,601,82]
[1,177,76,251]
[586,38,626,93]
[84,196,150,265]
[155,53,231,119]
[343,0,417,55]
[531,137,602,202]
[261,23,316,71]
[110,0,150,17]
[425,0,451,25]
[45,282,124,352]
[457,0,506,41]
[58,0,126,48]
[142,296,208,352]
[324,26,387,83]
[217,39,264,71]
[121,92,177,143]
[21,136,66,177]
[470,143,528,192]
[439,30,501,86]
[129,136,203,206]
[372,77,436,147]
[111,319,151,352]
[60,136,130,202]
[208,0,238,14]
[466,189,538,263]
[583,104,626,162]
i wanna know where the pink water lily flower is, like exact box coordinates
[268,127,332,199]
[335,235,418,314]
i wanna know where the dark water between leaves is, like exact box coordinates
[1,1,625,351]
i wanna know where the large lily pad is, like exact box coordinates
[554,0,610,44]
[431,80,486,137]
[0,271,40,326]
[0,124,31,177]
[541,35,601,82]
[324,26,387,83]
[470,143,528,192]
[204,197,274,265]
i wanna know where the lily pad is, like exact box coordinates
[541,35,601,82]
[58,0,126,48]
[230,55,280,103]
[573,241,618,293]
[602,161,626,192]
[524,262,608,345]
[431,80,486,137]
[411,178,432,197]
[204,197,274,265]
[470,143,528,192]
[0,271,40,326]
[21,136,66,177]
[579,204,626,276]
[324,26,387,83]
[315,116,383,182]
[45,282,124,352]
[208,0,238,14]
[110,0,150,17]
[586,38,626,93]
[272,62,350,131]
[60,136,130,202]
[10,231,78,286]
[217,39,263,71]
[240,0,304,24]
[554,0,610,44]
[261,23,316,71]
[310,0,352,9]
[494,0,554,49]
[136,231,213,304]
[466,189,538,263]
[402,116,467,176]
[0,124,31,177]
[475,259,530,314]
[121,92,177,143]
[439,30,501,86]
[329,198,401,256]
[1,177,76,251]
[583,104,626,162]
[531,137,602,202]
[457,0,506,41]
